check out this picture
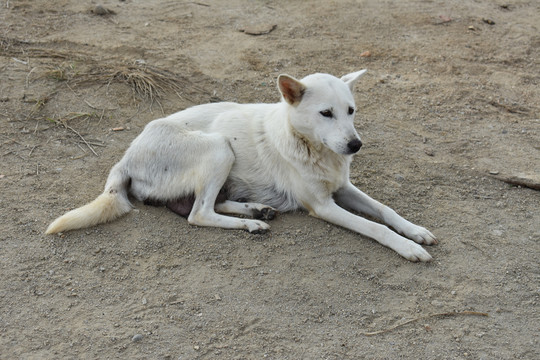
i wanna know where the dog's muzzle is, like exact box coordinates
[347,139,362,154]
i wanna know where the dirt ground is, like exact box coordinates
[1,0,538,359]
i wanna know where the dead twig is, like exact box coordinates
[52,118,98,156]
[28,145,38,156]
[26,67,37,88]
[78,140,106,147]
[65,124,98,156]
[491,173,540,191]
[489,100,529,114]
[181,1,210,6]
[361,311,488,336]
[83,99,117,111]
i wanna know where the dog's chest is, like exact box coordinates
[308,152,350,193]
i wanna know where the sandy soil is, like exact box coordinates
[1,0,539,359]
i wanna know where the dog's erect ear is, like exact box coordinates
[278,75,306,106]
[340,69,367,91]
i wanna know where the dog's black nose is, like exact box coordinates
[347,139,362,153]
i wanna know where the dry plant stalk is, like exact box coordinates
[361,311,489,336]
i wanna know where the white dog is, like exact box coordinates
[46,70,436,261]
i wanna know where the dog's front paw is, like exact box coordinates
[246,220,270,234]
[401,224,437,245]
[399,241,433,262]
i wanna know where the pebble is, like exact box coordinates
[93,4,116,16]
[492,229,504,237]
[94,5,108,15]
[360,50,372,57]
[132,334,143,342]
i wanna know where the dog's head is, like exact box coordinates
[278,70,367,155]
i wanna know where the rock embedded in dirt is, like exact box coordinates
[132,334,144,342]
[239,24,277,35]
[92,4,116,16]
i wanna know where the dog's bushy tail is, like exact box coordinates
[45,163,132,234]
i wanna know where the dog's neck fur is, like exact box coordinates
[267,102,351,191]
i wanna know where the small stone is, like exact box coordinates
[94,5,108,15]
[489,170,499,175]
[132,334,143,342]
[93,4,116,16]
[438,15,452,23]
[193,345,200,351]
[360,50,372,57]
[492,229,504,237]
[142,298,147,305]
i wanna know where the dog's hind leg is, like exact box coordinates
[187,137,270,234]
[215,200,277,220]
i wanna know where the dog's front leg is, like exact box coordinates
[310,200,432,262]
[334,182,437,245]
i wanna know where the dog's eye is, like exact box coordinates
[320,110,333,118]
[348,107,355,115]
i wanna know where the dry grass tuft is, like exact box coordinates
[74,62,206,104]
[104,64,185,102]
[1,36,207,103]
